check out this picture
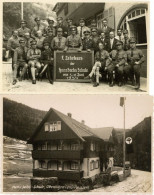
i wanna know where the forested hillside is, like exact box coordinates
[3,98,47,141]
[3,2,55,38]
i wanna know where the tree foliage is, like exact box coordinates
[3,98,47,141]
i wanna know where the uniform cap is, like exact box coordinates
[48,18,54,23]
[21,20,26,24]
[116,40,123,46]
[91,27,97,32]
[31,40,37,45]
[71,26,77,31]
[57,17,63,21]
[129,37,136,43]
[24,32,30,36]
[123,29,128,34]
[79,18,85,22]
[57,27,63,32]
[19,38,25,43]
[35,17,40,22]
[43,42,49,46]
[84,30,90,34]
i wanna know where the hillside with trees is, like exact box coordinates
[3,2,55,38]
[3,98,47,141]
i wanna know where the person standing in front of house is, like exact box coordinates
[125,37,145,90]
[31,17,45,39]
[64,26,82,52]
[100,19,112,40]
[123,29,130,51]
[82,29,94,51]
[115,29,124,42]
[106,31,118,52]
[56,17,68,37]
[91,27,100,54]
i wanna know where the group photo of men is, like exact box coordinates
[3,2,147,91]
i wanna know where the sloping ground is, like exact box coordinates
[3,136,33,192]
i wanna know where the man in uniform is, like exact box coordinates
[43,29,54,49]
[123,30,130,51]
[39,42,54,84]
[51,27,67,51]
[84,42,110,87]
[17,20,31,38]
[98,32,108,50]
[56,17,67,37]
[27,40,41,84]
[125,37,145,89]
[82,30,94,51]
[110,40,127,87]
[7,30,20,69]
[31,17,45,39]
[77,18,90,40]
[64,26,82,51]
[45,18,56,37]
[91,27,100,54]
[12,39,28,85]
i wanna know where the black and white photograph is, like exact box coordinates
[3,95,152,192]
[2,1,148,93]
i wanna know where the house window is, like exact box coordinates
[71,143,79,150]
[47,121,61,132]
[42,143,46,150]
[39,160,46,169]
[57,143,62,150]
[45,123,49,131]
[90,160,95,170]
[71,161,79,170]
[95,160,99,169]
[57,162,62,170]
[119,7,147,44]
[91,141,96,151]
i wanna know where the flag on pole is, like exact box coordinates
[120,97,125,107]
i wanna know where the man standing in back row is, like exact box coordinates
[125,38,145,90]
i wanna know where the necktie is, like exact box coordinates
[58,38,61,47]
[119,36,121,41]
[34,49,36,55]
[110,39,113,49]
[80,27,83,37]
[131,49,133,57]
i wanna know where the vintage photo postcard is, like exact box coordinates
[2,94,153,192]
[2,1,149,94]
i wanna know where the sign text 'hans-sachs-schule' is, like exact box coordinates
[54,51,94,82]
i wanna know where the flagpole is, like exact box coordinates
[123,97,126,178]
[21,2,23,20]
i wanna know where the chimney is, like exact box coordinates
[67,113,72,118]
[81,120,85,124]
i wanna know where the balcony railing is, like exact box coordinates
[33,169,83,181]
[32,150,83,160]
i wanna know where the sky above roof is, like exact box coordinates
[3,95,152,129]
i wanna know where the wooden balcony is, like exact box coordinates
[33,169,83,181]
[32,150,83,160]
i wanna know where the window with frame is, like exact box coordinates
[57,162,62,170]
[41,143,46,150]
[71,161,79,170]
[90,141,96,151]
[39,160,46,169]
[71,143,79,150]
[45,123,49,131]
[119,7,147,44]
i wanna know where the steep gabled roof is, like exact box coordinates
[91,127,114,141]
[28,108,100,143]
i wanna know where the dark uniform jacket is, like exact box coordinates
[123,38,130,51]
[13,46,28,64]
[41,48,53,65]
[126,48,145,65]
[56,24,68,37]
[82,37,94,50]
[110,49,127,66]
[91,36,100,53]
[66,34,82,49]
[17,27,31,37]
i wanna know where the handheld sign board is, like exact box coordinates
[54,51,94,82]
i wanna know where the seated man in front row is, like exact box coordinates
[84,42,110,87]
[39,42,54,84]
[27,40,41,84]
[12,39,28,85]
